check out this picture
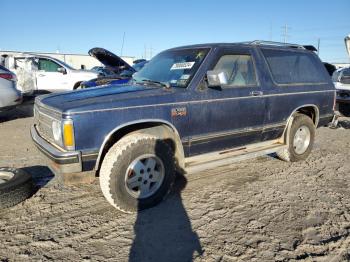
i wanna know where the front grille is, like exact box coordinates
[34,105,57,143]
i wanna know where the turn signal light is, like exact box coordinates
[63,121,75,149]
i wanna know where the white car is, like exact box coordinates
[333,67,350,113]
[3,55,98,93]
[0,65,22,112]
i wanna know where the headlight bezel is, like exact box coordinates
[52,120,62,145]
[51,119,75,150]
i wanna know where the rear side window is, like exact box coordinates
[340,68,350,84]
[262,49,328,84]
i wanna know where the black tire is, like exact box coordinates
[99,134,176,213]
[0,167,34,209]
[338,103,350,117]
[73,82,82,90]
[277,114,315,162]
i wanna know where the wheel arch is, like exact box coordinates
[95,120,185,173]
[279,104,319,144]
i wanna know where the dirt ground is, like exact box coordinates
[0,101,350,262]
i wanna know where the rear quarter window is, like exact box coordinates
[262,49,328,85]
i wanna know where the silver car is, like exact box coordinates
[0,65,22,112]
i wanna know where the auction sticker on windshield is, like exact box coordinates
[170,62,195,70]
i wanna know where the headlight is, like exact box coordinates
[52,120,62,143]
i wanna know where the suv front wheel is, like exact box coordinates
[99,133,176,213]
[277,114,315,162]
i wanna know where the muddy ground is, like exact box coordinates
[0,101,350,261]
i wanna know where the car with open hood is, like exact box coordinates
[31,41,335,213]
[80,48,148,88]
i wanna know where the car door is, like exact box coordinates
[35,58,70,91]
[188,47,266,156]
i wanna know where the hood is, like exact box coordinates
[345,35,350,58]
[38,84,174,114]
[88,47,134,74]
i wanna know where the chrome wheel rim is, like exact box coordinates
[0,171,14,185]
[124,154,165,199]
[293,125,311,155]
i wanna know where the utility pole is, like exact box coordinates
[120,32,125,56]
[317,38,320,55]
[281,24,290,43]
[149,46,154,59]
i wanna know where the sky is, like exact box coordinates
[1,0,350,63]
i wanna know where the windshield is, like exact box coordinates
[133,48,210,88]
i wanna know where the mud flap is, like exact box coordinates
[329,113,340,129]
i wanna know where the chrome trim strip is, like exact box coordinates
[190,122,285,143]
[66,90,335,115]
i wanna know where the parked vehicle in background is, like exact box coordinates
[0,65,22,112]
[31,41,335,213]
[3,55,98,93]
[332,67,350,115]
[80,48,148,88]
[323,62,337,76]
[90,66,115,77]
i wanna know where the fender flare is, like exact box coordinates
[279,104,319,144]
[95,119,185,171]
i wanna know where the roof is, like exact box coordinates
[167,40,313,52]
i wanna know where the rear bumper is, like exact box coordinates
[336,89,350,104]
[336,97,350,104]
[31,125,83,174]
[0,93,22,112]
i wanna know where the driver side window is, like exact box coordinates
[213,55,257,87]
[38,58,61,72]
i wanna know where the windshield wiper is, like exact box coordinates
[141,79,170,89]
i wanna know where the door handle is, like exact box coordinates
[250,91,263,96]
[38,74,45,77]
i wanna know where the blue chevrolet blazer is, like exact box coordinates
[31,41,335,212]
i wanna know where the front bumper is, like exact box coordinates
[31,125,82,174]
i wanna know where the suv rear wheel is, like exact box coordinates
[277,114,315,162]
[99,133,176,213]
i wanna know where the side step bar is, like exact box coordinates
[185,140,287,174]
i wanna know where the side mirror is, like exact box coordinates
[57,67,67,74]
[207,70,228,87]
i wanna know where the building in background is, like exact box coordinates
[0,50,134,70]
